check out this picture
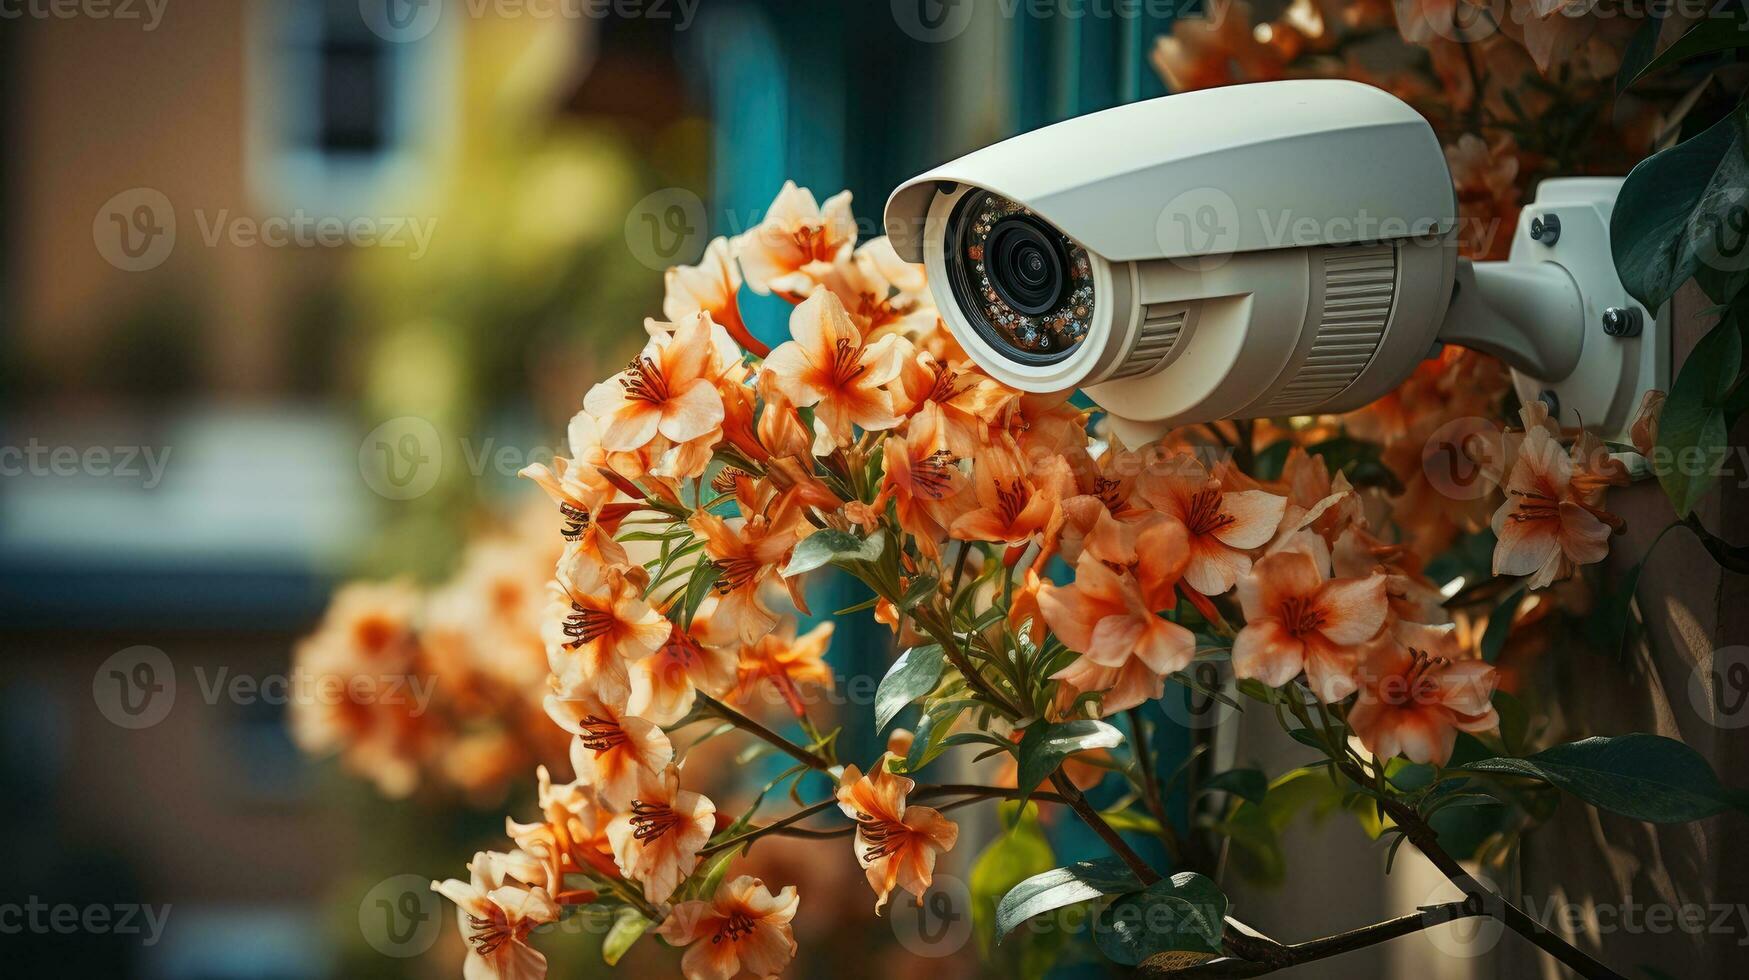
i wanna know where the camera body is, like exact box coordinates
[885,80,1469,443]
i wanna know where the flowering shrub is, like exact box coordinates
[292,5,1749,979]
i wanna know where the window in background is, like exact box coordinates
[245,0,456,218]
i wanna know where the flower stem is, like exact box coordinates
[1127,707,1187,868]
[1339,759,1628,980]
[697,693,833,771]
[1142,901,1481,978]
[1049,770,1161,886]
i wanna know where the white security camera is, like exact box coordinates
[884,79,1662,445]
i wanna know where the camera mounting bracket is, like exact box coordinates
[1437,177,1666,440]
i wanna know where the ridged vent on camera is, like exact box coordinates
[1108,305,1186,380]
[1254,244,1397,415]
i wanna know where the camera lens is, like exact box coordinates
[944,191,1095,364]
[986,218,1066,315]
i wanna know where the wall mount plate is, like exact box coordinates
[1506,177,1667,440]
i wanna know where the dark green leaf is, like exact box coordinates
[1015,720,1125,804]
[1624,4,1749,89]
[1611,106,1748,313]
[1614,14,1662,94]
[995,857,1141,939]
[874,644,944,734]
[1480,587,1525,663]
[1094,872,1228,965]
[1493,691,1530,757]
[1460,733,1741,823]
[900,573,940,609]
[782,528,885,576]
[1200,768,1268,804]
[1657,313,1743,515]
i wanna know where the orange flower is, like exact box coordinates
[629,608,739,726]
[730,620,835,717]
[762,289,908,447]
[1333,525,1447,625]
[289,581,432,798]
[584,311,736,454]
[542,550,670,707]
[1041,513,1198,715]
[950,440,1071,549]
[544,686,673,809]
[506,766,619,894]
[1233,533,1388,701]
[893,351,1011,458]
[664,236,768,357]
[878,402,972,559]
[432,851,560,980]
[606,764,717,904]
[655,875,799,980]
[734,181,856,299]
[823,237,935,340]
[1489,423,1614,590]
[691,493,807,643]
[1629,389,1664,458]
[1349,621,1499,766]
[1446,133,1521,260]
[835,755,959,912]
[1138,455,1286,596]
[1150,1,1287,91]
[519,411,632,564]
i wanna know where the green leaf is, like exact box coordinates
[680,560,721,629]
[995,857,1141,940]
[1480,587,1525,663]
[1094,872,1228,966]
[1493,691,1530,758]
[900,573,940,609]
[1614,14,1662,94]
[602,907,651,966]
[1460,734,1741,823]
[1611,106,1748,313]
[781,528,885,576]
[1623,4,1749,90]
[1098,808,1165,835]
[1015,720,1124,804]
[1657,313,1744,515]
[874,644,944,734]
[970,805,1062,978]
[1200,768,1268,805]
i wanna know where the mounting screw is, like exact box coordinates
[1538,390,1560,418]
[1529,213,1562,245]
[1602,306,1642,337]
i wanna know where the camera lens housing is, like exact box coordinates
[945,190,1096,364]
